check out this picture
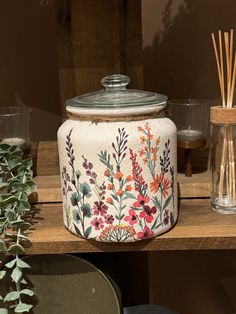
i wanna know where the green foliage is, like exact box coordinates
[0,144,36,313]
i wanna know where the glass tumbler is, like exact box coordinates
[0,106,31,153]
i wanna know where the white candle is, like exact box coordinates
[177,129,202,142]
[1,137,27,149]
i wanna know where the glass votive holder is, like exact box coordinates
[168,99,210,176]
[0,106,31,154]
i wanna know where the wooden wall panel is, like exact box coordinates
[55,0,143,117]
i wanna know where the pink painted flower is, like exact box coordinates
[137,226,154,239]
[93,201,108,216]
[91,217,104,230]
[104,214,114,224]
[139,205,157,223]
[133,194,150,208]
[124,209,138,225]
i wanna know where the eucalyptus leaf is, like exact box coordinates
[4,291,20,302]
[25,180,36,192]
[5,259,16,269]
[18,201,31,211]
[20,279,27,285]
[19,222,31,232]
[0,182,8,189]
[11,267,22,283]
[14,303,33,313]
[8,244,25,255]
[12,183,31,193]
[0,239,6,251]
[0,196,18,205]
[16,259,30,269]
[20,289,34,296]
[0,308,8,314]
[0,270,6,280]
[0,295,2,300]
[21,159,33,169]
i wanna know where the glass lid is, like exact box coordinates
[66,74,167,109]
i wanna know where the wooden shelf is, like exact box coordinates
[27,199,236,254]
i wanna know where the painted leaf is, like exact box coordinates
[16,259,31,269]
[84,226,92,239]
[79,182,92,198]
[73,224,82,236]
[70,193,80,206]
[20,289,34,296]
[163,195,173,210]
[11,267,22,283]
[0,271,6,280]
[4,291,20,302]
[14,303,33,313]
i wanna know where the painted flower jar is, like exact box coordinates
[57,74,177,242]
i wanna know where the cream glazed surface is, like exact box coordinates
[58,114,177,242]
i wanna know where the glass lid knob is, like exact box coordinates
[101,74,130,91]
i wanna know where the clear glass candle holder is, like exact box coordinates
[168,99,209,176]
[0,106,31,153]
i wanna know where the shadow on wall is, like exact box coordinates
[143,0,236,100]
[0,1,61,140]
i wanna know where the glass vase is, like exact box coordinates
[211,106,236,214]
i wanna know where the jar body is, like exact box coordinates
[211,123,236,214]
[58,116,177,242]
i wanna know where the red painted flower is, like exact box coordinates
[133,194,150,208]
[91,217,104,230]
[137,226,154,239]
[104,214,114,224]
[93,201,108,216]
[124,209,138,225]
[139,205,157,223]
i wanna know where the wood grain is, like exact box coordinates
[27,199,236,254]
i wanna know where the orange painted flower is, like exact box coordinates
[107,183,114,190]
[144,146,148,151]
[152,154,157,161]
[139,149,145,156]
[150,173,171,197]
[104,169,110,177]
[114,171,123,180]
[155,139,160,145]
[140,136,146,144]
[126,175,133,182]
[137,126,143,132]
[143,158,148,164]
[116,189,124,196]
[126,185,132,191]
[106,197,113,204]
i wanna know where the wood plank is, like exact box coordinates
[27,199,236,254]
[31,171,212,204]
[177,170,211,198]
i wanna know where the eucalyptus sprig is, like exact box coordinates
[0,144,36,313]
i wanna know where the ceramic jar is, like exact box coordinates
[57,74,177,242]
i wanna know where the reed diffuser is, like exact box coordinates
[211,29,236,214]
